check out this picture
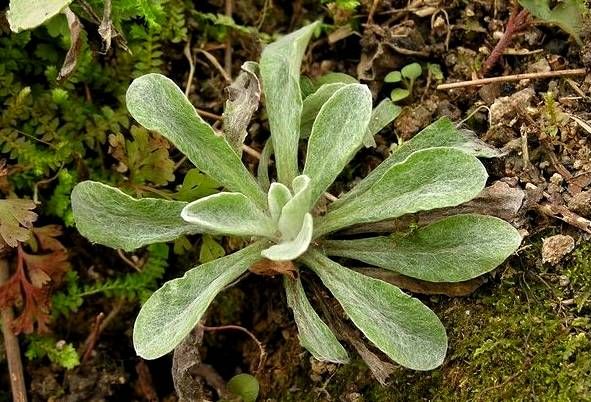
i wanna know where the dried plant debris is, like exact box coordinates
[0,199,37,249]
[542,234,576,265]
[0,225,70,333]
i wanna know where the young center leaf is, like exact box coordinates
[181,192,275,237]
[277,175,311,240]
[302,250,447,370]
[134,241,268,359]
[284,276,349,363]
[71,181,203,252]
[332,117,500,209]
[267,182,292,223]
[303,84,372,206]
[126,73,266,208]
[262,213,313,261]
[315,148,488,237]
[260,22,319,184]
[322,214,522,282]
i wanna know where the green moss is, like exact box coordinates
[275,240,591,401]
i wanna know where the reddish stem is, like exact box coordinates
[481,8,530,76]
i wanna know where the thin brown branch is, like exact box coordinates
[81,312,105,363]
[196,108,223,121]
[184,40,196,97]
[117,249,141,272]
[196,49,232,83]
[1,258,28,402]
[437,68,587,90]
[200,324,267,372]
[79,299,124,361]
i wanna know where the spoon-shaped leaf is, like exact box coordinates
[126,73,266,208]
[7,0,73,32]
[134,241,268,359]
[260,22,319,184]
[322,214,522,282]
[71,181,203,251]
[284,276,349,363]
[303,84,372,206]
[262,213,313,261]
[332,117,500,209]
[302,249,447,370]
[315,147,487,237]
[181,192,275,238]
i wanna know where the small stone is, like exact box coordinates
[542,235,576,265]
[490,88,535,125]
[559,275,570,287]
[346,393,363,402]
[549,173,563,185]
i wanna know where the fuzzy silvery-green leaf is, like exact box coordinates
[322,214,522,282]
[181,192,274,237]
[300,83,347,138]
[315,148,487,237]
[268,182,292,223]
[257,139,274,191]
[262,213,313,261]
[71,181,202,252]
[260,22,319,184]
[302,250,447,370]
[364,99,401,147]
[126,73,266,208]
[314,72,358,87]
[284,276,349,363]
[303,84,372,206]
[519,0,586,45]
[278,175,311,240]
[332,117,500,209]
[134,241,267,359]
[7,0,73,32]
[301,86,397,148]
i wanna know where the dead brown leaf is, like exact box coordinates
[354,267,486,297]
[57,7,82,82]
[223,61,261,155]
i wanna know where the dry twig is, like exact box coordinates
[437,68,587,90]
[1,258,28,402]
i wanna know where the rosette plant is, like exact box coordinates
[71,22,521,371]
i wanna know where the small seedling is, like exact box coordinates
[384,62,422,102]
[427,63,444,81]
[71,22,521,373]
